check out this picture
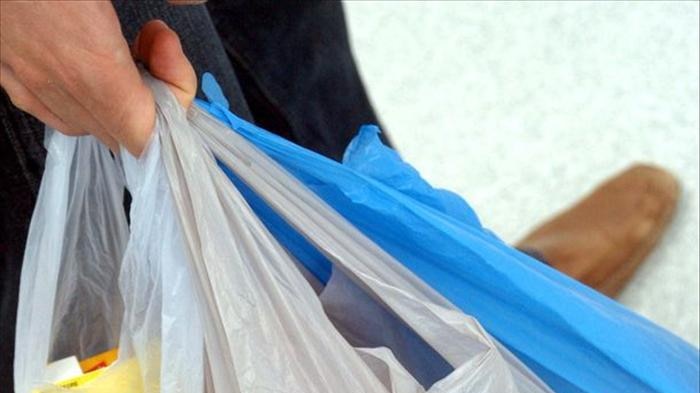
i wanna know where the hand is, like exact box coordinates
[0,1,196,155]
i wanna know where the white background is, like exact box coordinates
[344,1,699,346]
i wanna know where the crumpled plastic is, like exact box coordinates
[198,72,700,393]
[14,74,551,393]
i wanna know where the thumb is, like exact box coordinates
[133,20,197,109]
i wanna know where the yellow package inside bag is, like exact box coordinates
[33,349,144,393]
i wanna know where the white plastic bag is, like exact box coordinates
[14,133,129,392]
[15,75,552,393]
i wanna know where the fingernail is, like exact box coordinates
[152,19,170,30]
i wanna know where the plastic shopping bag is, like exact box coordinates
[13,133,132,393]
[197,73,700,393]
[15,75,552,393]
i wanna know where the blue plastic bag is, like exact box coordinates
[198,73,699,393]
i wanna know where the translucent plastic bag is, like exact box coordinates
[15,75,551,392]
[198,73,700,393]
[14,133,130,393]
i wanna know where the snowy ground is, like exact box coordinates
[344,1,699,346]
